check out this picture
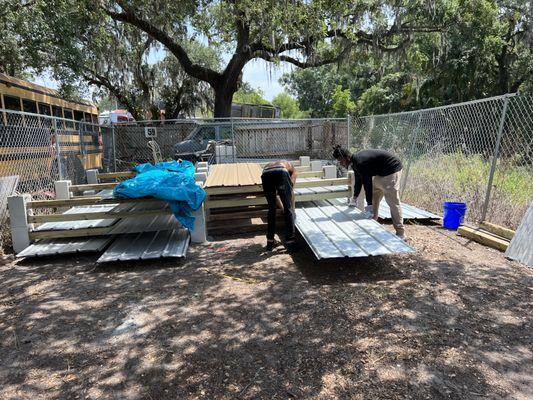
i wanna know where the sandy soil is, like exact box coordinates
[0,223,531,399]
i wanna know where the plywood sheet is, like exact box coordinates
[205,163,263,188]
[505,203,533,267]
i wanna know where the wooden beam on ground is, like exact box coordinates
[207,190,350,210]
[480,221,515,240]
[70,182,118,193]
[299,171,323,178]
[28,208,171,223]
[98,171,135,181]
[27,196,156,209]
[458,226,509,251]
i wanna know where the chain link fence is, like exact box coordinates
[103,118,349,169]
[0,109,103,247]
[351,93,533,229]
[1,93,531,249]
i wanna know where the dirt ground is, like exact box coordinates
[0,223,531,400]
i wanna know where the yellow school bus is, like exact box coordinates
[0,73,103,185]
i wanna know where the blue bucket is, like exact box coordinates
[442,202,467,230]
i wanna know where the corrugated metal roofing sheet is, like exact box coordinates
[17,236,114,258]
[205,163,263,187]
[296,200,415,259]
[34,204,119,231]
[97,228,190,263]
[505,203,533,267]
[109,214,180,234]
[327,198,440,220]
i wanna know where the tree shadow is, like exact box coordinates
[1,229,531,399]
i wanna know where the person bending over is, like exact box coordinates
[332,146,405,239]
[261,160,298,251]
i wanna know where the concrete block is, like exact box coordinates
[197,167,208,175]
[197,162,208,169]
[8,195,32,253]
[194,172,208,184]
[299,156,311,167]
[54,180,71,200]
[191,203,207,244]
[86,169,99,184]
[310,160,322,171]
[323,165,337,179]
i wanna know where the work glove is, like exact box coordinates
[347,197,358,207]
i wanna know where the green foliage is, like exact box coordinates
[233,83,271,105]
[272,92,308,119]
[331,85,355,117]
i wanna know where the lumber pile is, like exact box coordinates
[458,221,515,251]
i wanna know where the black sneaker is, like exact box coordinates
[266,241,276,251]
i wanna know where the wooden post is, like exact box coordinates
[8,195,32,254]
[299,156,310,167]
[86,169,99,184]
[323,165,336,179]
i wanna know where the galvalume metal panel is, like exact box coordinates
[34,204,118,231]
[327,198,440,221]
[17,236,114,258]
[295,200,415,259]
[97,228,190,263]
[205,163,263,187]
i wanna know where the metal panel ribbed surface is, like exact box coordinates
[205,163,263,187]
[34,204,119,231]
[295,200,415,259]
[97,228,190,263]
[17,236,114,258]
[327,198,440,220]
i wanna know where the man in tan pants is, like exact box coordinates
[333,146,405,239]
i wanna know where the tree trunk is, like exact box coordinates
[213,86,235,118]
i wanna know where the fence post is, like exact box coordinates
[481,95,510,222]
[111,122,117,172]
[400,112,422,197]
[53,118,63,181]
[346,114,351,150]
[231,117,236,163]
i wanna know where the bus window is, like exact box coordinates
[22,99,38,114]
[22,99,39,127]
[63,109,74,129]
[52,105,65,129]
[74,110,84,121]
[38,103,51,116]
[4,95,21,125]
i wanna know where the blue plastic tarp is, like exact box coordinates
[113,160,205,230]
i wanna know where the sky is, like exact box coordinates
[33,50,292,102]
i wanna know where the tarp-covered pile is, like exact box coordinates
[113,160,205,230]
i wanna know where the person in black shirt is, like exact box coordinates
[261,160,298,251]
[333,146,405,239]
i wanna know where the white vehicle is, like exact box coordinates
[98,109,135,125]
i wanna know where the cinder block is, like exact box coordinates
[323,165,337,179]
[8,195,32,253]
[54,180,71,200]
[197,162,208,169]
[310,160,322,171]
[194,172,208,184]
[299,156,311,167]
[191,203,207,244]
[196,167,208,175]
[86,169,99,184]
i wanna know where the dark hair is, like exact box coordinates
[332,145,351,160]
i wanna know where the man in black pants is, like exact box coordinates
[333,145,405,239]
[261,160,298,251]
